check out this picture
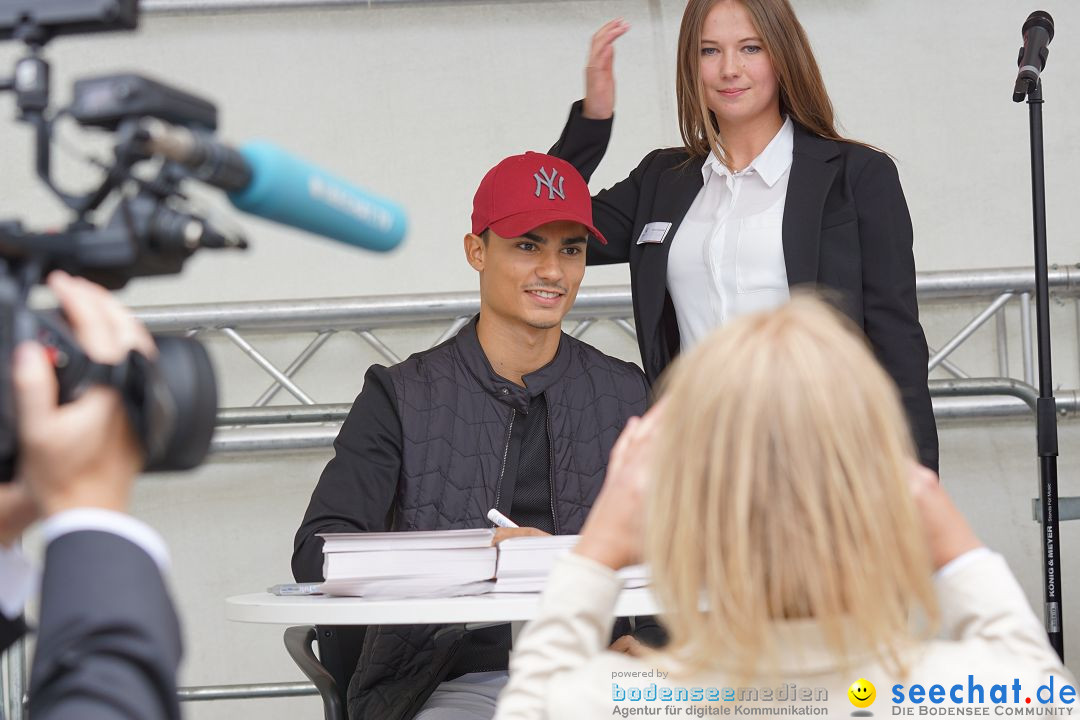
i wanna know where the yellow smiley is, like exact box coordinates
[848,678,876,708]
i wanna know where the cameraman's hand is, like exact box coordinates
[14,272,156,518]
[0,483,37,546]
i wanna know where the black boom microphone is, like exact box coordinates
[1013,11,1055,102]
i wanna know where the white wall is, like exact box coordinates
[3,2,1080,718]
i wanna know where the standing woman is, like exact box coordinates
[549,0,938,470]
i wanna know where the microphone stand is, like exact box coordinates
[1019,78,1064,660]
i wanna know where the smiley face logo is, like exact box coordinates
[848,678,876,709]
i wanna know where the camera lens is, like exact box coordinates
[144,335,217,471]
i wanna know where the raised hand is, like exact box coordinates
[907,462,983,571]
[574,401,664,570]
[583,19,630,120]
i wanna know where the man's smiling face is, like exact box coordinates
[468,220,587,331]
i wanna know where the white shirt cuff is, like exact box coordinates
[39,509,170,574]
[934,546,994,581]
[0,543,36,619]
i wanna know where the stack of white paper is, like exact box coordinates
[493,535,649,593]
[318,528,497,598]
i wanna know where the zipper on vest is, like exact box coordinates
[545,401,559,534]
[493,409,516,516]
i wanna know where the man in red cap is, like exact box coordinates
[293,153,656,720]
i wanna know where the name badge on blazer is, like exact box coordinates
[636,222,672,245]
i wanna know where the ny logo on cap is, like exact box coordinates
[534,167,566,201]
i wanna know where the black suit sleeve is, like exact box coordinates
[29,530,181,720]
[854,152,939,471]
[549,100,612,184]
[550,101,659,267]
[292,365,402,582]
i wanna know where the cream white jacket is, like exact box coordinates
[495,551,1073,719]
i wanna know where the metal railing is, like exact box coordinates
[127,264,1080,456]
[178,681,317,701]
[6,264,1080,718]
[142,0,559,15]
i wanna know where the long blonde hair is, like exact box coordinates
[676,0,846,165]
[645,296,937,678]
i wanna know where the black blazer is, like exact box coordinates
[550,101,938,471]
[2,530,182,720]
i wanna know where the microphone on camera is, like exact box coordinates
[1013,11,1054,102]
[140,120,407,252]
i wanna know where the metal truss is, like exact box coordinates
[123,265,1080,455]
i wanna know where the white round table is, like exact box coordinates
[226,588,660,626]
[227,588,662,716]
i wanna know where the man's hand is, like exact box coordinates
[907,462,983,571]
[14,272,156,518]
[492,527,550,545]
[583,19,630,120]
[609,634,647,657]
[574,401,664,571]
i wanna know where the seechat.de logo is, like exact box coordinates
[849,678,877,716]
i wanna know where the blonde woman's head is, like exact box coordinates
[645,295,936,676]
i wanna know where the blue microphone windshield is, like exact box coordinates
[227,141,406,252]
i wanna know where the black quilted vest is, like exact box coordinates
[347,316,648,720]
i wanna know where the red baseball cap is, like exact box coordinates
[471,152,607,245]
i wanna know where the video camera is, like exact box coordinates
[0,0,249,480]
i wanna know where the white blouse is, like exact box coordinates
[666,117,794,351]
